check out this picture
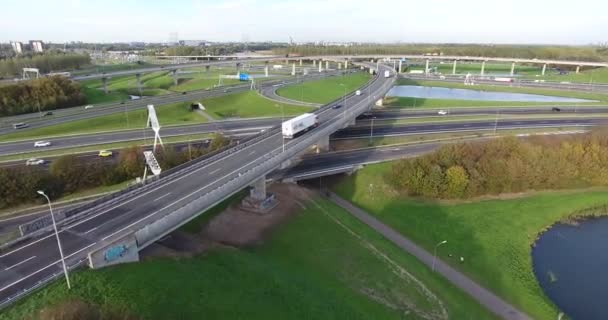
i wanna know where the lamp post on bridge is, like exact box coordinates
[37,190,71,290]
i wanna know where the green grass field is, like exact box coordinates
[0,102,207,142]
[203,91,314,119]
[277,72,372,104]
[1,196,495,320]
[334,162,608,319]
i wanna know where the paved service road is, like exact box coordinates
[328,192,532,320]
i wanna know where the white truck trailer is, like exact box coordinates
[282,113,318,138]
[384,70,390,78]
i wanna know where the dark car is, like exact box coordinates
[120,101,125,105]
[182,91,187,95]
[332,104,342,109]
[43,111,53,116]
[552,107,561,112]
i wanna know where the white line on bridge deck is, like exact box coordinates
[4,256,36,271]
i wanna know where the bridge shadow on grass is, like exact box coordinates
[333,169,520,316]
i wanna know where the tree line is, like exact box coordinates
[276,44,608,62]
[0,76,85,116]
[0,134,229,209]
[0,53,91,77]
[390,129,608,199]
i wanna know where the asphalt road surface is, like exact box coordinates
[0,63,394,307]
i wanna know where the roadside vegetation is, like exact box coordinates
[0,53,90,77]
[0,133,229,210]
[276,72,371,104]
[203,91,313,119]
[333,130,608,319]
[1,196,495,320]
[0,102,207,142]
[0,77,85,116]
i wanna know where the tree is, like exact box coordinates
[209,133,230,151]
[445,166,469,198]
[118,146,145,178]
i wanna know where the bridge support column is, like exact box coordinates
[135,73,142,95]
[510,62,515,76]
[171,69,178,86]
[398,60,403,73]
[576,66,580,73]
[249,176,267,201]
[316,135,330,153]
[292,63,296,76]
[299,59,302,66]
[542,63,547,76]
[265,66,269,77]
[425,59,430,74]
[480,61,486,76]
[319,61,323,73]
[345,60,348,69]
[452,60,457,75]
[325,60,329,70]
[313,60,316,67]
[102,77,108,94]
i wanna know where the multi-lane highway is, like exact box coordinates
[0,62,393,307]
[0,71,346,135]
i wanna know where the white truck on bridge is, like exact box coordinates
[384,70,391,78]
[282,113,318,138]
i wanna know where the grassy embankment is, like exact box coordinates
[276,72,372,104]
[1,197,496,320]
[385,78,608,109]
[333,162,608,319]
[203,91,313,119]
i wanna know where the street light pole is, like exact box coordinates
[494,109,500,134]
[432,240,447,272]
[37,190,71,289]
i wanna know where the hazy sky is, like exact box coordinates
[1,0,605,44]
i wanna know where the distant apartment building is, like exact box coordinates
[29,40,44,52]
[10,41,23,54]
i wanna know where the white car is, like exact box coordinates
[355,90,361,96]
[25,158,45,166]
[33,141,51,147]
[437,110,448,115]
[84,105,94,109]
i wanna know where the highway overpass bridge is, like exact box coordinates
[0,62,394,307]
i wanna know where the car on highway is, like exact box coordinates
[552,107,561,112]
[25,158,45,166]
[43,111,53,116]
[182,91,187,95]
[437,110,448,115]
[332,104,342,109]
[84,105,94,109]
[33,141,51,147]
[356,90,361,96]
[12,122,28,129]
[98,150,113,157]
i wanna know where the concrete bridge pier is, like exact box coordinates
[315,135,330,153]
[542,63,547,76]
[345,60,348,69]
[452,60,457,74]
[313,60,316,67]
[135,73,142,95]
[398,60,403,73]
[325,61,329,70]
[319,62,323,73]
[576,66,581,73]
[249,176,267,201]
[510,62,515,76]
[425,59,430,74]
[265,66,269,77]
[102,77,108,94]
[480,61,486,76]
[171,69,178,86]
[338,62,342,70]
[299,59,303,66]
[292,63,296,76]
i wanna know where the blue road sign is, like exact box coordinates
[239,73,249,81]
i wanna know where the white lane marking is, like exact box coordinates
[4,256,36,271]
[102,142,284,241]
[84,226,98,234]
[0,242,96,292]
[209,168,220,175]
[249,150,256,155]
[153,193,172,202]
[0,233,55,258]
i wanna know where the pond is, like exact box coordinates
[387,85,595,103]
[532,216,608,320]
